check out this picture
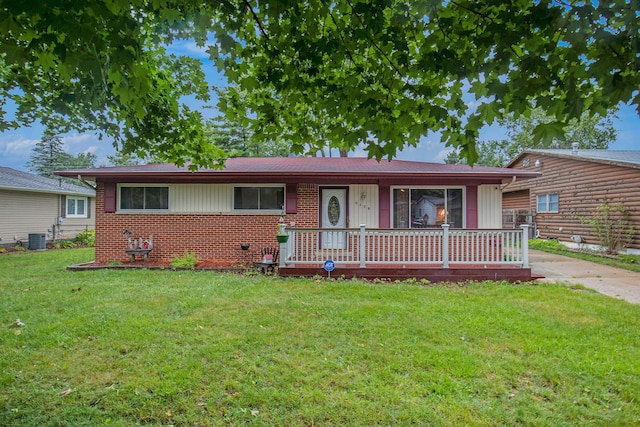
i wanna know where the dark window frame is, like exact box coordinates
[118,185,169,211]
[233,185,286,212]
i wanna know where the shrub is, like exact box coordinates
[13,245,26,252]
[170,251,199,268]
[0,248,7,254]
[74,229,95,247]
[54,240,77,249]
[581,200,634,254]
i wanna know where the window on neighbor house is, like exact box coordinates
[392,188,464,228]
[537,193,558,213]
[234,186,285,211]
[66,196,88,218]
[119,186,169,210]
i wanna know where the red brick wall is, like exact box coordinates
[95,183,319,264]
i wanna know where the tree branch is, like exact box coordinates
[243,0,269,42]
[345,0,405,79]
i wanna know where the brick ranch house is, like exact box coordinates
[504,148,640,254]
[57,157,540,280]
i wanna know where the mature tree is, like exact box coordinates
[445,140,512,167]
[445,108,618,166]
[205,116,291,158]
[2,1,638,168]
[105,152,140,167]
[67,152,97,170]
[105,151,166,167]
[26,130,68,177]
[27,130,97,176]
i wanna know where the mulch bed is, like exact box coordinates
[67,259,259,272]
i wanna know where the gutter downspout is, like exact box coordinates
[500,175,517,191]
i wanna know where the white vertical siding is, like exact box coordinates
[171,184,232,213]
[477,184,502,228]
[349,184,379,228]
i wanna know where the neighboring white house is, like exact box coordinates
[0,166,96,248]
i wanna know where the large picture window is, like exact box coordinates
[537,193,558,213]
[66,196,88,218]
[120,186,169,210]
[393,188,464,228]
[234,186,284,211]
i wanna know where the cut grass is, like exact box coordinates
[1,248,639,426]
[530,238,640,272]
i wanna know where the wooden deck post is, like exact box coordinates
[442,224,450,268]
[520,224,529,268]
[359,224,366,268]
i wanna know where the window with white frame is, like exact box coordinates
[66,196,88,218]
[233,186,285,211]
[119,186,169,210]
[537,193,558,213]
[392,188,464,228]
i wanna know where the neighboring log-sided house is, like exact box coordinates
[0,166,96,248]
[504,148,640,254]
[57,157,540,280]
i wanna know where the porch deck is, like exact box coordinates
[278,225,534,282]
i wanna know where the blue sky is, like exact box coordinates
[1,39,638,171]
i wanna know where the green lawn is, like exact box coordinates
[1,249,639,426]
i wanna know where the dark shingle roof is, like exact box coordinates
[0,166,95,196]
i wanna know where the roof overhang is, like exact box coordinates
[0,185,95,197]
[56,158,541,184]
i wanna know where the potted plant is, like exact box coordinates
[276,223,289,243]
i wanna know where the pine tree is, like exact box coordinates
[27,130,97,177]
[27,130,68,178]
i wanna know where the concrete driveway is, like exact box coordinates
[530,250,640,304]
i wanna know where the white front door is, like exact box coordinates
[321,188,347,249]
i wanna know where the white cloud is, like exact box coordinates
[168,39,210,59]
[2,136,38,155]
[62,133,116,167]
[62,133,98,153]
[433,148,453,163]
[0,135,39,170]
